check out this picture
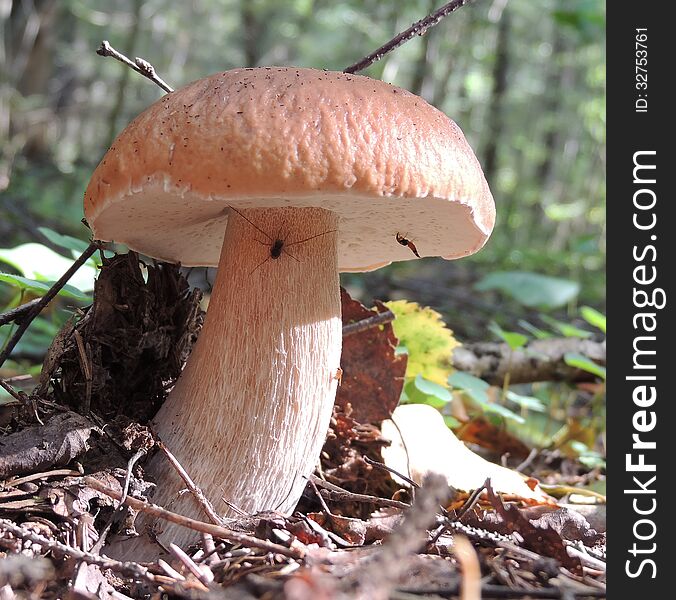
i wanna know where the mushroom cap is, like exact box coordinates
[85,67,495,272]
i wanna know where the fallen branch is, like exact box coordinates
[83,476,305,559]
[344,0,473,74]
[452,337,606,385]
[97,41,174,93]
[0,241,99,369]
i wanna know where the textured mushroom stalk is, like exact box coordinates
[136,207,341,550]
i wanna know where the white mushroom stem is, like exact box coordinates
[135,207,341,551]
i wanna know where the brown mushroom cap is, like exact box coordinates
[85,67,495,272]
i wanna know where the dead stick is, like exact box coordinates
[0,519,157,584]
[0,298,41,327]
[83,476,305,559]
[344,0,473,74]
[97,41,174,93]
[310,475,410,510]
[0,241,99,369]
[342,310,395,337]
[157,441,226,527]
[0,378,24,402]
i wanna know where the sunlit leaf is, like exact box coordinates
[448,371,489,404]
[505,390,546,412]
[490,322,528,349]
[38,227,91,255]
[404,374,452,409]
[541,315,592,338]
[517,319,552,339]
[580,305,606,333]
[0,273,91,302]
[0,243,96,292]
[386,300,459,385]
[564,352,606,380]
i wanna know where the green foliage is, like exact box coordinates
[540,315,592,339]
[489,322,528,349]
[0,273,90,302]
[38,227,92,256]
[386,300,459,385]
[0,243,96,292]
[402,374,452,409]
[0,236,94,368]
[448,371,525,424]
[564,351,606,380]
[580,305,606,333]
[475,271,580,309]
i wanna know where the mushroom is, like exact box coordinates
[84,67,495,552]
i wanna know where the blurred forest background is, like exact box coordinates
[1,0,605,349]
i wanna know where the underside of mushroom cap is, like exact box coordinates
[85,67,495,271]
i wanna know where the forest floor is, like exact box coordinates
[0,255,606,599]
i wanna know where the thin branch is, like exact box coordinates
[83,476,305,559]
[157,441,226,527]
[344,0,473,74]
[342,310,395,337]
[0,378,24,402]
[364,455,420,489]
[310,475,410,510]
[0,298,41,327]
[0,241,99,369]
[96,41,174,93]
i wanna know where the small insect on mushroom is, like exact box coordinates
[227,205,337,273]
[334,367,343,386]
[396,232,421,258]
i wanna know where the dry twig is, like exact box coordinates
[83,476,305,559]
[344,0,473,74]
[96,41,174,93]
[342,310,395,337]
[157,441,226,527]
[0,241,99,369]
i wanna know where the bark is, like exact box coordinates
[481,5,510,185]
[452,337,605,386]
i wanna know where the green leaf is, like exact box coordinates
[505,390,546,412]
[517,319,552,340]
[483,402,526,424]
[489,322,529,349]
[580,306,606,333]
[0,243,96,292]
[443,415,461,429]
[404,375,452,409]
[386,300,459,385]
[564,352,606,380]
[0,273,91,302]
[448,371,489,404]
[475,271,580,309]
[449,372,525,423]
[541,315,592,338]
[38,227,91,255]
